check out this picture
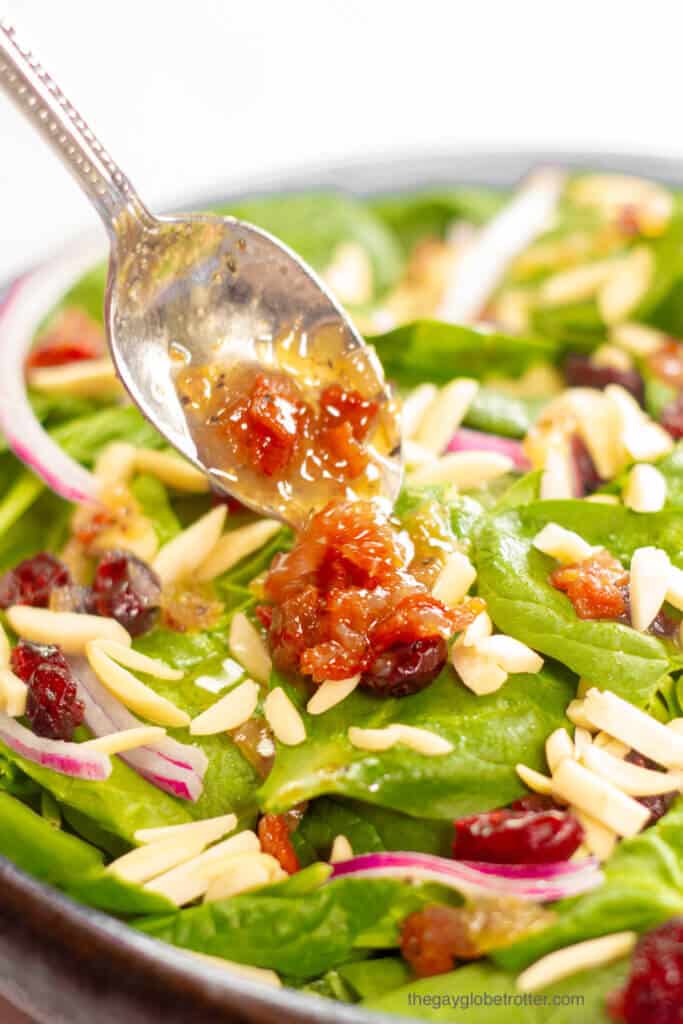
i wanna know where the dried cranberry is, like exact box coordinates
[453,808,584,864]
[360,636,447,697]
[26,662,85,740]
[0,554,71,609]
[608,917,683,1023]
[401,905,477,977]
[570,434,603,497]
[91,551,161,637]
[626,752,676,826]
[660,393,683,440]
[11,640,68,683]
[564,353,645,405]
[257,813,299,874]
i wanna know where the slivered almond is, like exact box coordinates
[347,724,452,756]
[135,450,209,493]
[610,322,668,356]
[591,344,634,372]
[573,808,617,862]
[0,669,27,718]
[584,689,683,768]
[135,814,237,845]
[515,764,553,796]
[86,641,190,727]
[144,831,261,906]
[329,834,354,863]
[0,623,9,668]
[461,611,493,646]
[94,442,137,488]
[539,440,575,500]
[409,450,513,488]
[474,635,543,674]
[623,463,667,513]
[451,644,508,695]
[592,732,629,759]
[82,726,166,755]
[402,384,439,439]
[391,724,453,755]
[204,852,284,902]
[545,728,574,773]
[414,378,479,454]
[532,524,597,565]
[629,546,670,631]
[582,743,683,796]
[666,565,683,611]
[403,440,436,467]
[307,675,360,716]
[566,699,593,730]
[538,260,614,306]
[229,612,272,685]
[552,758,651,836]
[6,607,131,653]
[27,357,120,397]
[184,950,281,988]
[598,246,654,324]
[107,832,210,884]
[94,639,182,681]
[517,932,637,993]
[431,550,477,606]
[606,385,673,462]
[153,505,227,585]
[190,680,260,735]
[573,727,592,758]
[264,688,306,746]
[196,520,281,582]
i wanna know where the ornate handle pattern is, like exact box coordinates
[0,17,148,235]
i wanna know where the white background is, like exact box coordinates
[1,0,683,280]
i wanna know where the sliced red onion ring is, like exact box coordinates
[0,239,106,504]
[70,656,207,801]
[329,851,602,902]
[0,712,111,781]
[437,167,566,324]
[447,428,531,471]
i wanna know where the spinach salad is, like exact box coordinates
[2,168,683,1022]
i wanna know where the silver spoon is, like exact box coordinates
[0,19,401,526]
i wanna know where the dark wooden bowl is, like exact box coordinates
[2,149,682,1023]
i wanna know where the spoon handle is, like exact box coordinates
[0,17,150,236]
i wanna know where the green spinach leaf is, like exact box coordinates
[476,500,678,706]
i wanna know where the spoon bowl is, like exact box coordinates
[107,209,401,522]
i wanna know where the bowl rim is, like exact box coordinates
[2,145,683,1024]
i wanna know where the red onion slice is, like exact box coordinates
[447,428,531,471]
[0,238,106,504]
[0,712,111,781]
[70,656,207,802]
[329,851,602,902]
[437,167,566,325]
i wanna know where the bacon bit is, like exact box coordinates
[257,814,300,874]
[400,900,553,978]
[262,500,459,688]
[550,550,629,620]
[26,309,106,369]
[647,339,683,389]
[177,368,378,483]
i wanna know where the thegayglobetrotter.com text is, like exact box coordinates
[406,991,585,1012]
